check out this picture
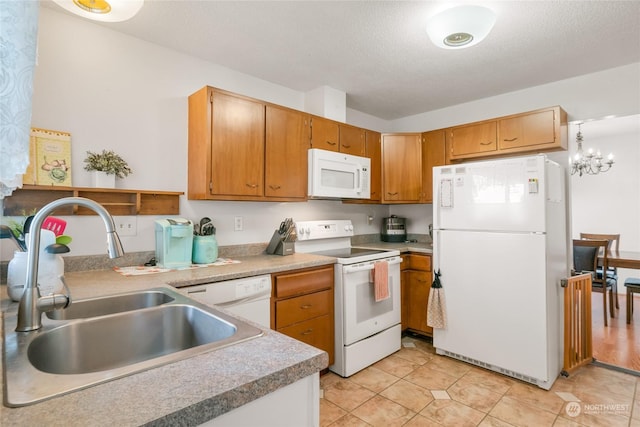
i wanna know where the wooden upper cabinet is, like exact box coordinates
[339,124,366,156]
[421,129,446,203]
[310,116,366,156]
[447,106,567,161]
[188,86,309,201]
[265,105,309,199]
[310,116,339,152]
[449,121,497,159]
[210,91,265,197]
[366,130,382,202]
[498,106,566,152]
[381,133,422,203]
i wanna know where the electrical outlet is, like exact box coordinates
[234,216,243,231]
[114,216,137,236]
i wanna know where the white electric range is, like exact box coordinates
[295,220,402,377]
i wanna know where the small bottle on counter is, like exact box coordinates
[7,250,64,302]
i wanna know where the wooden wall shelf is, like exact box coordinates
[3,185,183,216]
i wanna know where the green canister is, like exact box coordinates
[192,235,218,264]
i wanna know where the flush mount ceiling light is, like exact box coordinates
[52,0,144,22]
[426,5,496,49]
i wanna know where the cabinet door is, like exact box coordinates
[449,121,497,159]
[381,134,422,203]
[339,124,366,156]
[498,109,556,150]
[421,129,446,203]
[405,270,432,335]
[366,130,381,202]
[265,105,309,199]
[210,92,264,196]
[310,116,339,152]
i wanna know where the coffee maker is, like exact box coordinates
[155,218,193,268]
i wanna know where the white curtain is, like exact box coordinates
[0,0,39,199]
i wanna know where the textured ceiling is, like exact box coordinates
[43,0,640,120]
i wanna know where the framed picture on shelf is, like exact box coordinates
[23,128,72,186]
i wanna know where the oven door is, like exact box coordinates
[339,256,401,345]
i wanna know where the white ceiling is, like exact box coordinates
[43,0,640,120]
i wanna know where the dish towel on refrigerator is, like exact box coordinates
[371,260,389,302]
[427,269,447,328]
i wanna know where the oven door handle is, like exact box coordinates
[342,256,402,274]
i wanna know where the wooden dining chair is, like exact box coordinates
[573,239,616,326]
[580,233,620,309]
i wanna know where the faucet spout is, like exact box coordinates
[16,197,125,332]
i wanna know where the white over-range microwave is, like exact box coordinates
[308,148,371,199]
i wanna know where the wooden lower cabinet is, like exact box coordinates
[271,265,335,365]
[401,253,433,336]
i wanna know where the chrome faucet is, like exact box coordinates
[16,197,125,332]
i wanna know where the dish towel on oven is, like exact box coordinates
[371,260,389,302]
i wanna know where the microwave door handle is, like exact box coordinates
[355,167,363,193]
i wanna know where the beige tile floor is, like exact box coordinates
[320,337,640,427]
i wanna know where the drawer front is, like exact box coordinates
[275,290,332,329]
[274,265,334,298]
[403,254,432,271]
[278,314,333,358]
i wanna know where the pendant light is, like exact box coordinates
[52,0,144,22]
[426,5,496,49]
[569,123,615,176]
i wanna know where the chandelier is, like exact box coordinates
[569,123,614,176]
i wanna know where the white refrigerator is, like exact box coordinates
[432,154,568,390]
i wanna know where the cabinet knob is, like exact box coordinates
[246,183,259,189]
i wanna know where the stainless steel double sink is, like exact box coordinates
[3,287,263,407]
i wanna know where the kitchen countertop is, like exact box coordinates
[0,252,334,426]
[0,242,433,425]
[354,241,433,255]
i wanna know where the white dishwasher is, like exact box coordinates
[185,274,272,329]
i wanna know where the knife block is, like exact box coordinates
[266,230,294,256]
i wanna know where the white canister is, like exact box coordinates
[7,250,65,302]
